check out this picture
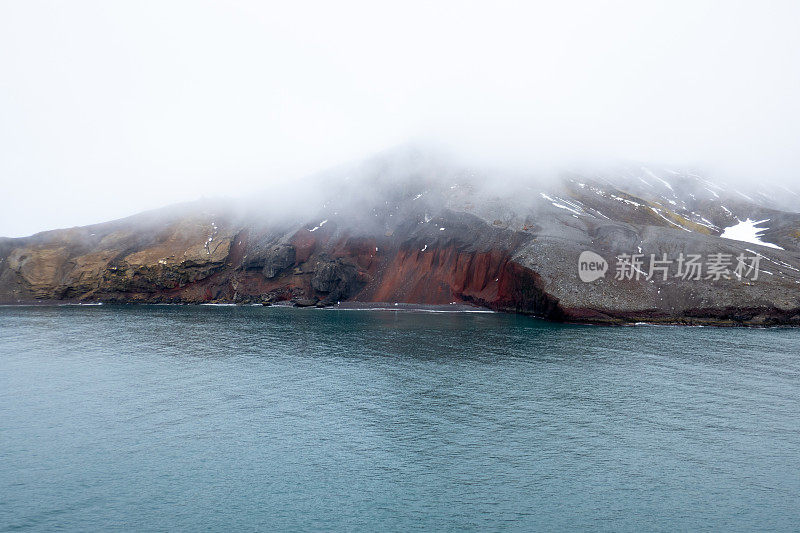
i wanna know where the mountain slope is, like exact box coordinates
[3,150,800,325]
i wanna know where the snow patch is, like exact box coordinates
[609,194,643,208]
[642,167,674,192]
[541,193,582,215]
[308,220,328,232]
[721,219,783,250]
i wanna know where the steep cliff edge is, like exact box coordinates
[3,152,800,325]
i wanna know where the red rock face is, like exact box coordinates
[359,246,507,305]
[290,231,319,264]
[331,237,380,271]
[349,242,561,317]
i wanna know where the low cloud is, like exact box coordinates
[2,1,799,236]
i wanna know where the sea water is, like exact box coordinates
[1,305,799,531]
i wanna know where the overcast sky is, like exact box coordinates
[2,1,799,237]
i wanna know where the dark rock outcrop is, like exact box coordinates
[311,259,359,302]
[261,245,296,279]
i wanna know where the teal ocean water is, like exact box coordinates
[1,305,799,531]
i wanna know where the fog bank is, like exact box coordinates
[2,1,799,237]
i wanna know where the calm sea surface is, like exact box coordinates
[1,305,799,531]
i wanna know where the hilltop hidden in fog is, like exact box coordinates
[2,149,800,326]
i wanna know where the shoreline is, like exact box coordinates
[2,299,799,328]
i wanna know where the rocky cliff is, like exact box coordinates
[3,151,800,325]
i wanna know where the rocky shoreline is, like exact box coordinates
[4,298,800,328]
